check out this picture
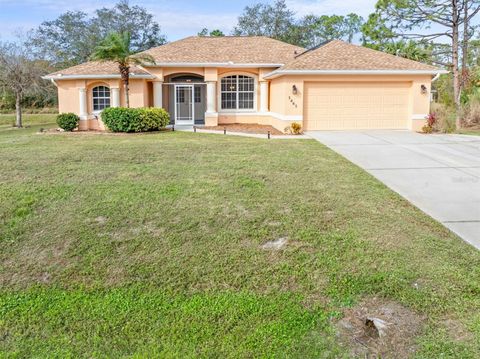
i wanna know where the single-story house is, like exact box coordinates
[43,36,446,132]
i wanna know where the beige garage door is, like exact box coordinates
[304,82,410,130]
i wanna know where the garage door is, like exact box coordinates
[304,82,410,130]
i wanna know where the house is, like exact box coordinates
[43,36,445,132]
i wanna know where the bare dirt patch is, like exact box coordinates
[203,123,285,135]
[336,297,425,358]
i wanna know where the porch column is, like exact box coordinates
[206,81,216,113]
[79,87,87,119]
[78,87,88,131]
[111,87,120,107]
[153,81,163,108]
[260,81,269,113]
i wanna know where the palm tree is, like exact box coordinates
[91,31,154,108]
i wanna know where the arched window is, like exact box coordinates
[92,86,111,112]
[220,75,255,110]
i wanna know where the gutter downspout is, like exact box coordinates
[50,78,58,87]
[432,73,441,83]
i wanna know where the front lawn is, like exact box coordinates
[1,118,479,357]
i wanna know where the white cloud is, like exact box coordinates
[285,0,376,18]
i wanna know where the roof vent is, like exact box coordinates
[294,50,298,55]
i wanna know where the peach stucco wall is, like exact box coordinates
[270,74,432,130]
[54,65,432,132]
[56,78,149,130]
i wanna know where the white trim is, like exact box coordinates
[412,114,428,120]
[91,85,111,113]
[269,112,302,122]
[174,84,195,125]
[264,69,449,79]
[217,72,258,113]
[42,74,155,80]
[216,111,302,122]
[145,62,284,68]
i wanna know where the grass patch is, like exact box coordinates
[1,120,479,357]
[456,128,480,136]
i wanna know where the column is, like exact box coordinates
[260,81,269,113]
[153,81,163,108]
[206,81,216,113]
[111,87,120,107]
[78,87,88,131]
[79,88,87,119]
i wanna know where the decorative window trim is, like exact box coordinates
[91,85,111,113]
[217,72,257,113]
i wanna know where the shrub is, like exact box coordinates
[430,103,456,133]
[136,108,170,132]
[461,90,480,127]
[101,107,170,133]
[56,113,79,131]
[284,122,303,135]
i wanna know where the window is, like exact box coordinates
[92,86,110,111]
[221,75,255,110]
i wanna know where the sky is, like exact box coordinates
[0,0,377,41]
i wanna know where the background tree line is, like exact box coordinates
[1,0,480,130]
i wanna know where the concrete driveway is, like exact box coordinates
[307,130,480,249]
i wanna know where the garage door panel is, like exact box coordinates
[304,82,410,130]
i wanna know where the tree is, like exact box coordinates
[198,28,225,37]
[299,14,364,48]
[91,32,154,108]
[28,1,166,68]
[363,0,480,128]
[233,0,297,44]
[0,42,46,127]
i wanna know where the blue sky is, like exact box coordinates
[0,0,377,41]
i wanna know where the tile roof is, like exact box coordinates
[140,36,304,64]
[280,40,439,71]
[45,61,152,78]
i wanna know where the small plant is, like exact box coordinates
[422,112,436,133]
[284,122,303,135]
[56,113,79,131]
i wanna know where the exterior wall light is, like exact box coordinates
[292,85,298,95]
[421,84,428,94]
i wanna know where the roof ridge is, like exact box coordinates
[294,40,332,58]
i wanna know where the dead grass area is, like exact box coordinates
[203,123,285,135]
[336,297,425,358]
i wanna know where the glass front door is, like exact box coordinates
[175,85,194,124]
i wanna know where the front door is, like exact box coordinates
[175,85,194,125]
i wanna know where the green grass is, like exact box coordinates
[456,128,480,136]
[1,115,479,357]
[0,113,58,131]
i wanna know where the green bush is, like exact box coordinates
[56,113,79,131]
[101,107,170,133]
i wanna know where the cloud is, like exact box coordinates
[285,0,376,18]
[151,10,238,39]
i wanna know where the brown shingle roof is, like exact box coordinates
[280,40,439,71]
[45,61,152,78]
[141,36,304,64]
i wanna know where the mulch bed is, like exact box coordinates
[203,123,285,135]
